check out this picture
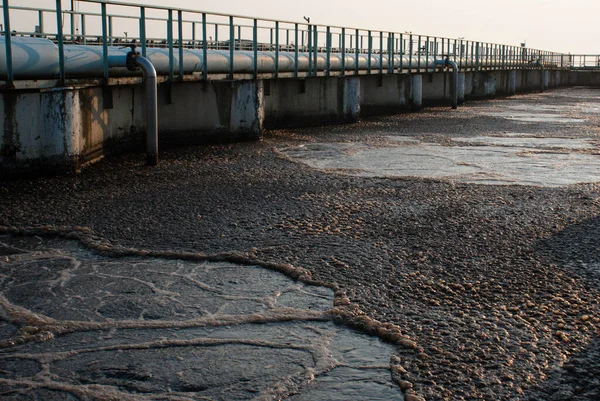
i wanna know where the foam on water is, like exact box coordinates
[0,234,404,400]
[279,136,600,187]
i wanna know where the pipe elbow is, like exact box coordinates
[133,56,158,79]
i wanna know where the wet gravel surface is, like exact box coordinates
[1,87,600,400]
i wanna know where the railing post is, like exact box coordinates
[425,36,429,73]
[313,27,318,76]
[178,10,184,81]
[340,28,346,76]
[408,34,413,72]
[417,35,421,73]
[379,31,383,75]
[140,7,146,57]
[81,13,86,44]
[38,10,45,38]
[167,10,174,83]
[55,0,65,86]
[101,2,108,81]
[307,25,312,77]
[326,26,331,77]
[367,30,372,74]
[3,0,14,87]
[294,23,299,78]
[399,33,403,73]
[229,16,235,79]
[253,18,258,79]
[355,29,359,75]
[108,15,113,43]
[275,21,279,78]
[202,13,208,79]
[192,22,196,49]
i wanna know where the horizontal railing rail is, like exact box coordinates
[0,0,580,87]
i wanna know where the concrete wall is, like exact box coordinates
[1,80,263,175]
[0,67,582,176]
[568,71,600,86]
[263,77,357,128]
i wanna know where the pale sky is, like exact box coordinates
[14,0,600,54]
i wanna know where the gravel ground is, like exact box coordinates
[1,87,600,400]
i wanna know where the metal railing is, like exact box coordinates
[0,0,581,87]
[565,55,600,69]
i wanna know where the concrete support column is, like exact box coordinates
[0,89,82,170]
[230,80,264,136]
[543,70,550,90]
[410,74,423,111]
[457,72,465,105]
[343,76,361,122]
[507,71,516,96]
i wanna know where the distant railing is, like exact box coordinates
[565,55,600,69]
[0,0,577,87]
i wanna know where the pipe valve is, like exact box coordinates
[120,44,140,72]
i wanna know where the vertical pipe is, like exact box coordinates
[294,23,299,78]
[202,13,207,79]
[140,7,146,57]
[275,21,280,77]
[178,10,183,80]
[3,0,13,86]
[133,56,158,166]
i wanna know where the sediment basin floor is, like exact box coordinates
[1,87,600,400]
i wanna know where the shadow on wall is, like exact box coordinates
[524,215,600,401]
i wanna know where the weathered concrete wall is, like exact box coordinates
[568,71,600,86]
[1,89,83,173]
[360,75,409,115]
[0,68,585,176]
[1,80,263,175]
[262,77,357,128]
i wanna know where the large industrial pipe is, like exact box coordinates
[436,57,458,109]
